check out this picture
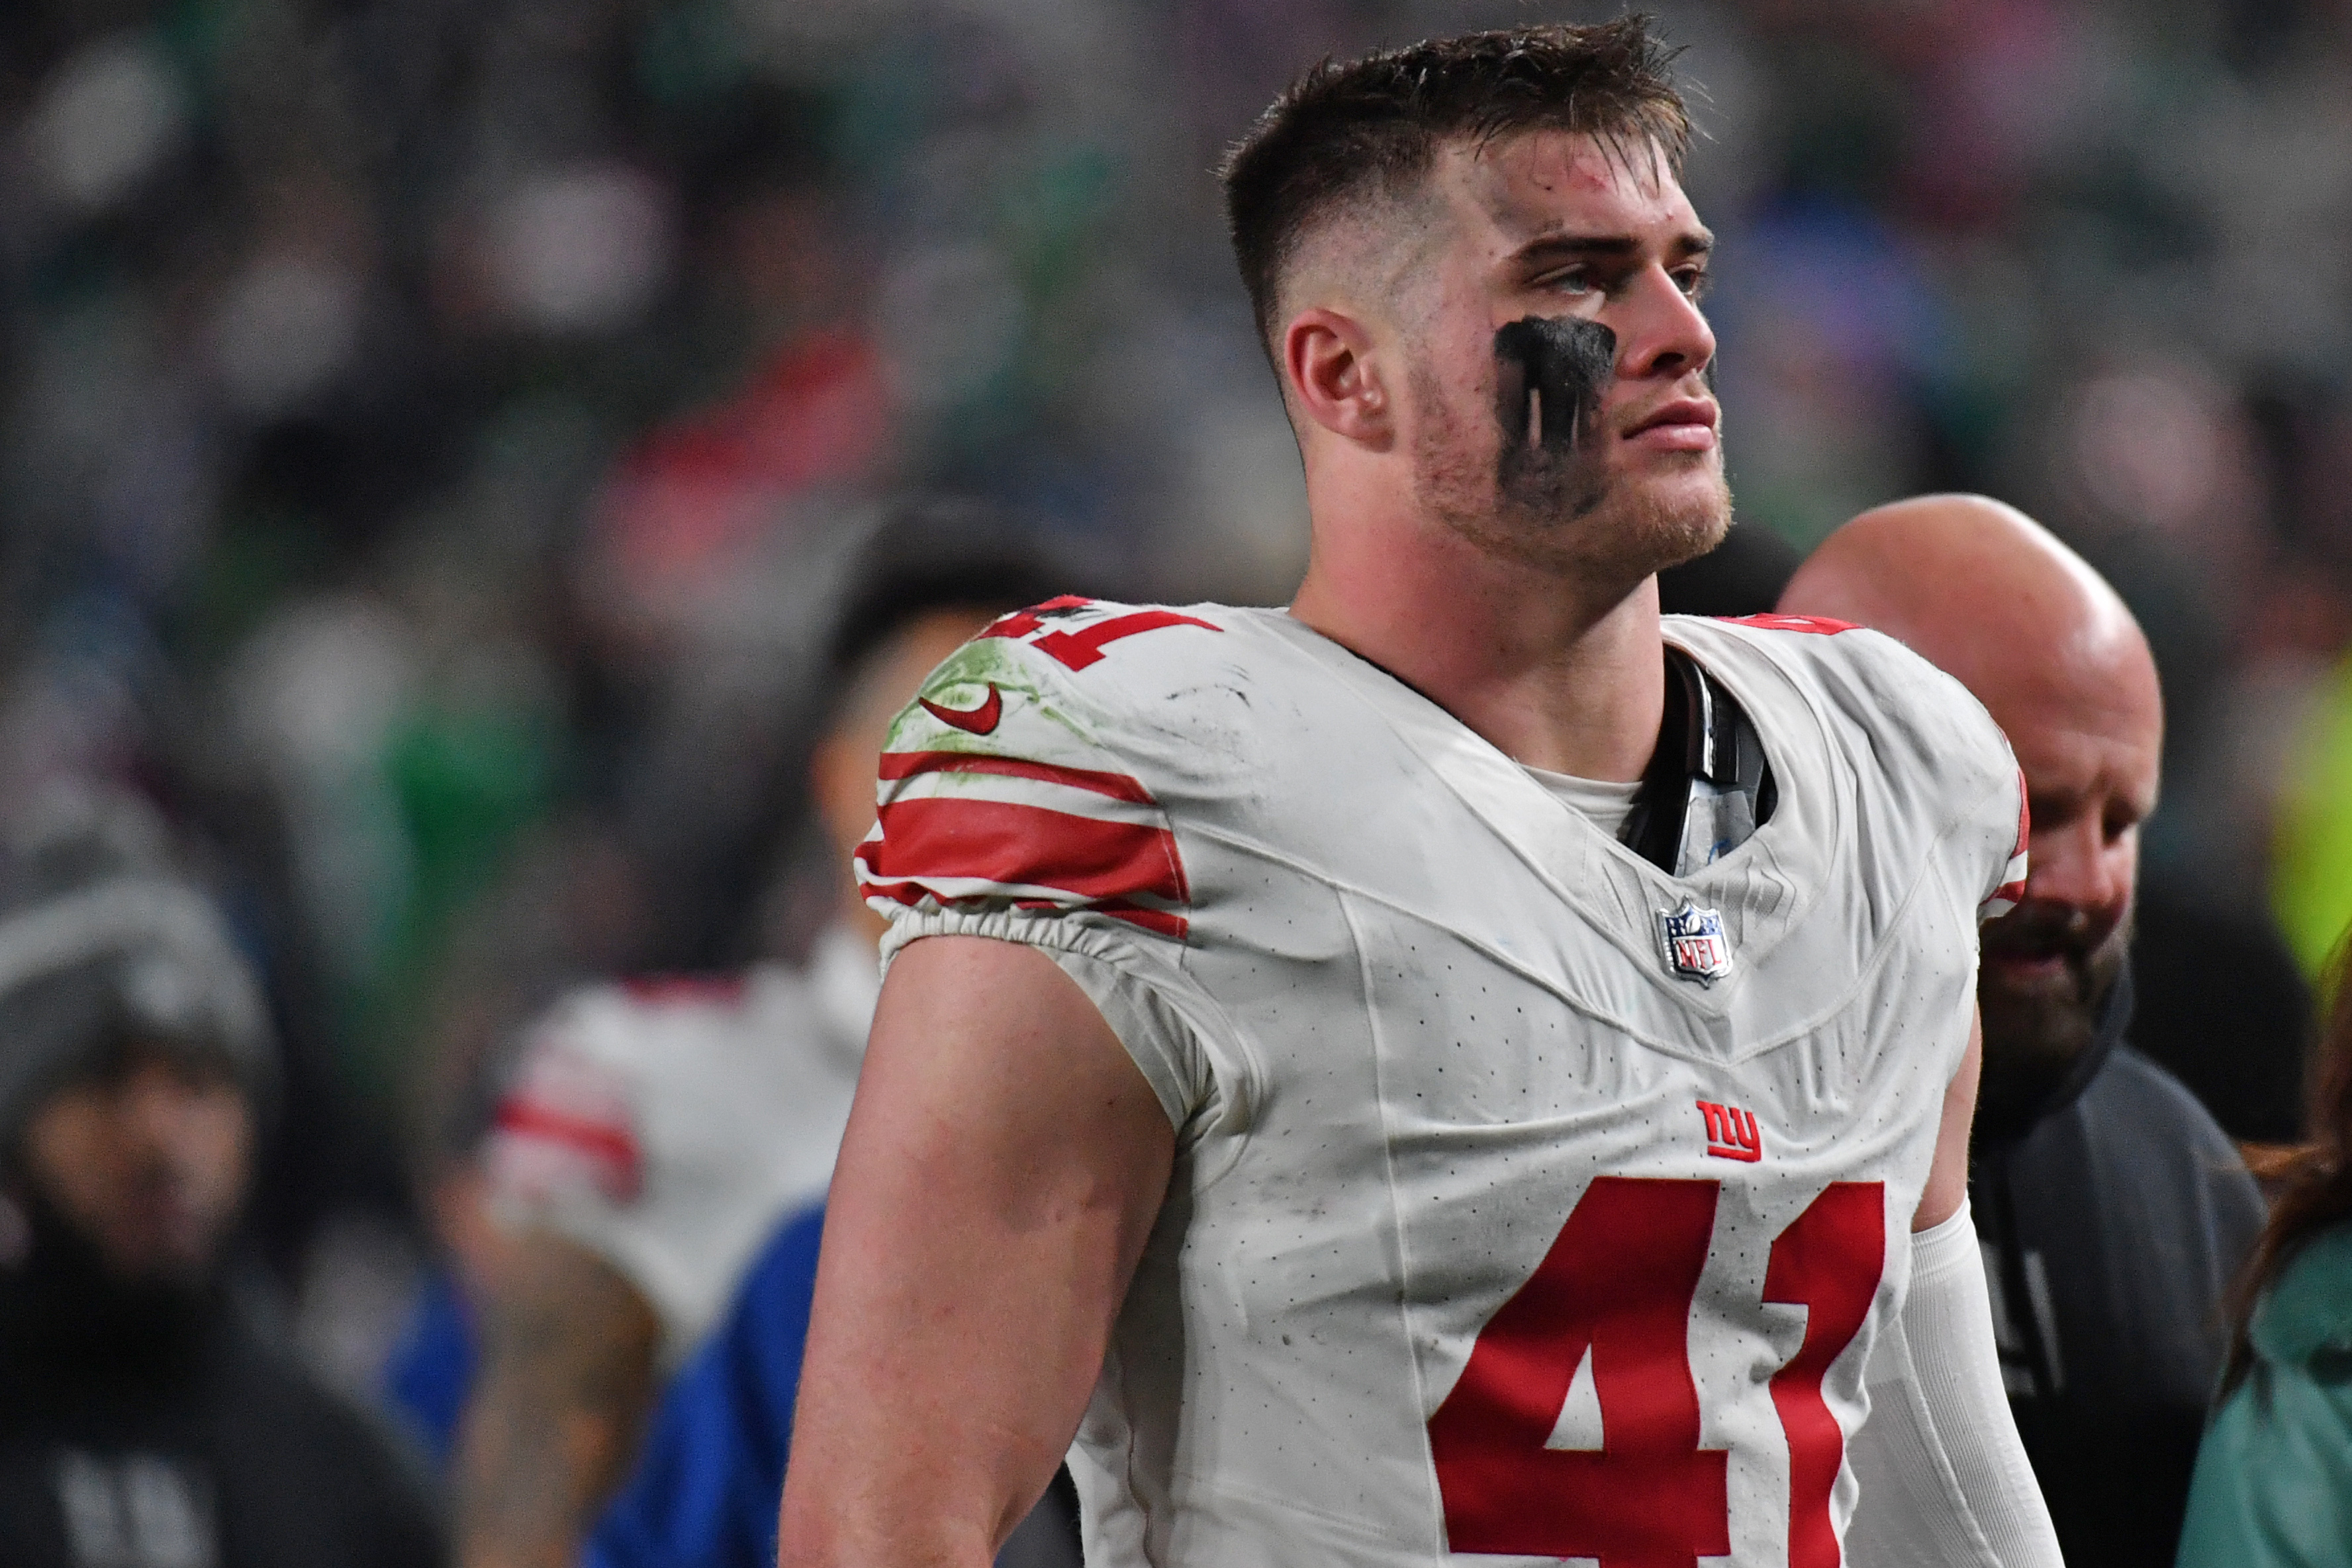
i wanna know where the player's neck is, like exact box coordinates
[1290,520,1666,783]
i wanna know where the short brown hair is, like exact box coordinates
[1219,18,1693,355]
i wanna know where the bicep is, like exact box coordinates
[1914,1004,1981,1232]
[779,935,1175,1566]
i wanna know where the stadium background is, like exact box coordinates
[0,0,2347,1413]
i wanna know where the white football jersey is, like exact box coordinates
[862,600,2027,1568]
[483,924,877,1361]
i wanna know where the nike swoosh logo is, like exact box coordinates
[918,684,1004,735]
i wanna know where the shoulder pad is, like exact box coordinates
[1697,616,2027,918]
[861,598,1232,944]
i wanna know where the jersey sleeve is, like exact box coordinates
[1979,767,2030,923]
[1734,619,2030,928]
[858,607,1219,1130]
[482,986,775,1358]
[483,992,646,1240]
[1858,632,2030,926]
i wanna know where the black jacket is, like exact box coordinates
[1970,963,2266,1568]
[0,1252,444,1568]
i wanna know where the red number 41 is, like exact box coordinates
[1428,1177,1885,1568]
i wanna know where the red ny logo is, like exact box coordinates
[1697,1100,1762,1163]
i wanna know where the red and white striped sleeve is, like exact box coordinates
[857,602,1207,946]
[857,745,1190,940]
[857,604,1231,1127]
[485,1004,644,1209]
[1979,766,2030,923]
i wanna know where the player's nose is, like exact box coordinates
[1613,265,1715,383]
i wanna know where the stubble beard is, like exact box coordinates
[1975,906,2133,1137]
[1407,356,1731,590]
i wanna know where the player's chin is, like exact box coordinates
[1623,461,1732,570]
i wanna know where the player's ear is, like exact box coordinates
[1284,307,1392,451]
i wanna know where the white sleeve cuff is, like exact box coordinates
[880,908,1223,1133]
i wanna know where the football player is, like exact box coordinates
[782,22,2059,1568]
[449,506,1070,1568]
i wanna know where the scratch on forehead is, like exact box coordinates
[1458,130,1681,238]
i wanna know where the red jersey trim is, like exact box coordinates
[1715,613,1860,635]
[977,598,1222,670]
[491,1098,643,1201]
[859,796,1190,917]
[978,595,1092,641]
[616,974,749,1006]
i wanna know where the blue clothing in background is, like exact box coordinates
[587,1203,827,1568]
[382,1268,478,1467]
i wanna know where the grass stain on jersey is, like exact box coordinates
[889,639,1098,761]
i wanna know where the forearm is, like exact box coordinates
[1844,1202,2060,1568]
[776,1198,1112,1568]
[453,1235,661,1568]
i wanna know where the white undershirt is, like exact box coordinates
[1521,765,1643,840]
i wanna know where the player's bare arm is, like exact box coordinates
[776,938,1173,1567]
[454,1234,661,1568]
[1916,1007,1983,1232]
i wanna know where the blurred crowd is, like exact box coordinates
[0,0,2349,1561]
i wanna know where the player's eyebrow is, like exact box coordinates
[1508,228,1715,269]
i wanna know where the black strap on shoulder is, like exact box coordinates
[1622,646,1775,874]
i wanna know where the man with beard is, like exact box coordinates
[0,795,442,1568]
[782,22,2058,1568]
[1782,494,2267,1568]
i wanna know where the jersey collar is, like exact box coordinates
[1256,610,1844,1037]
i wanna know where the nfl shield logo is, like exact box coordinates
[1657,899,1733,986]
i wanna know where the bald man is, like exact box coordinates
[1783,495,2265,1568]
